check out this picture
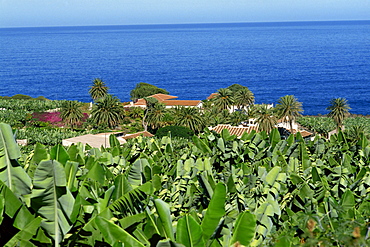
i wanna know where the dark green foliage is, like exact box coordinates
[327,97,351,130]
[226,83,248,92]
[0,94,49,100]
[130,82,169,100]
[60,101,84,129]
[89,78,109,101]
[90,94,124,129]
[156,125,194,139]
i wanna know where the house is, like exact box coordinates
[125,93,203,109]
[62,131,154,148]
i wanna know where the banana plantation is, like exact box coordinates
[1,120,370,246]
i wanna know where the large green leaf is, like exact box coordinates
[64,161,79,192]
[0,123,31,197]
[128,159,149,187]
[176,215,205,247]
[192,136,212,154]
[30,142,49,165]
[50,144,70,166]
[4,217,42,247]
[230,211,256,246]
[201,183,226,241]
[0,180,35,231]
[31,160,75,246]
[0,123,21,159]
[95,216,145,247]
[269,128,281,149]
[154,199,175,241]
[265,166,281,186]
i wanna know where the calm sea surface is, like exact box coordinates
[0,21,369,115]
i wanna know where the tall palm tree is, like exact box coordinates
[234,88,255,110]
[89,78,109,101]
[255,104,277,134]
[174,107,205,133]
[275,95,303,133]
[90,94,124,129]
[60,100,84,129]
[326,97,351,131]
[212,88,234,111]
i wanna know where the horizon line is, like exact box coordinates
[1,19,369,29]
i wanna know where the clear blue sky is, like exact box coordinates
[1,0,370,27]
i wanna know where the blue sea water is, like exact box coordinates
[0,21,369,115]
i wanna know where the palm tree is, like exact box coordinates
[174,107,205,133]
[145,103,167,130]
[326,97,351,131]
[234,88,255,110]
[212,88,234,111]
[89,78,109,101]
[90,94,124,129]
[255,104,277,134]
[275,95,303,133]
[230,111,247,126]
[60,101,84,129]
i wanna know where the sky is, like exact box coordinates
[1,0,370,28]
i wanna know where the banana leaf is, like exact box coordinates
[0,123,32,197]
[201,183,226,241]
[154,199,175,241]
[95,216,145,247]
[230,211,256,246]
[176,215,205,247]
[31,160,75,246]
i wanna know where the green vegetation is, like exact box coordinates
[60,100,84,129]
[2,82,370,246]
[130,82,169,101]
[89,78,109,100]
[255,104,277,133]
[327,97,351,131]
[90,94,125,129]
[156,125,194,139]
[0,94,49,100]
[275,95,303,133]
[212,88,235,111]
[1,123,370,246]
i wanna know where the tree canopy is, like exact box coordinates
[326,97,351,131]
[275,95,303,133]
[130,82,169,101]
[60,101,84,129]
[90,94,124,129]
[226,83,250,93]
[89,78,109,101]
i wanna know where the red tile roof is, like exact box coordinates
[211,124,258,136]
[123,131,154,140]
[162,100,201,106]
[290,129,313,138]
[150,94,178,102]
[133,94,201,107]
[207,93,218,100]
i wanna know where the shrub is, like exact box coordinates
[156,125,194,139]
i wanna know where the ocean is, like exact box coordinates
[0,21,369,115]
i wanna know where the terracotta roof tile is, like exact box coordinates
[288,129,314,137]
[207,93,218,100]
[162,100,201,106]
[150,94,178,102]
[211,124,257,136]
[123,131,154,140]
